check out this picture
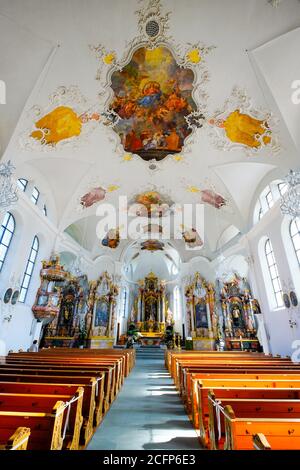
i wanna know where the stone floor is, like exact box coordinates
[87,349,201,450]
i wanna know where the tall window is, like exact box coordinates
[265,190,274,209]
[278,182,288,196]
[290,218,300,267]
[31,187,40,205]
[120,287,127,318]
[19,236,39,303]
[265,238,283,308]
[0,212,15,273]
[17,178,28,192]
[174,286,181,319]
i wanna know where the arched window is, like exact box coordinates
[19,236,39,303]
[278,182,288,196]
[0,212,15,273]
[121,287,128,318]
[17,178,28,192]
[290,218,300,267]
[174,285,181,320]
[31,187,40,205]
[264,238,283,308]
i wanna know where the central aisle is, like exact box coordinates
[87,348,201,450]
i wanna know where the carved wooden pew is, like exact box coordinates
[196,379,300,446]
[175,360,300,402]
[207,390,300,450]
[0,390,83,450]
[175,359,297,391]
[0,400,68,450]
[0,374,103,446]
[187,370,300,420]
[222,404,300,450]
[26,348,136,377]
[0,427,31,450]
[0,363,112,414]
[9,355,124,394]
[200,387,300,447]
[165,350,261,375]
[0,383,87,446]
[167,352,271,379]
[2,358,116,396]
[40,347,136,371]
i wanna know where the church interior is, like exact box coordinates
[0,0,300,453]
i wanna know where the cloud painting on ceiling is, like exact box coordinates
[141,240,165,251]
[182,227,203,250]
[187,185,227,209]
[80,185,119,209]
[102,228,121,249]
[130,189,173,217]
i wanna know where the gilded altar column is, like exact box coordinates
[137,290,142,322]
[191,296,195,332]
[206,300,212,331]
[157,296,161,323]
[162,295,166,323]
[141,292,145,322]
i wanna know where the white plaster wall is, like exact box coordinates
[246,202,300,357]
[0,194,57,353]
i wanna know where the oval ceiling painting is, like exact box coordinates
[109,46,197,161]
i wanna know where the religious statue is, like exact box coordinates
[231,304,242,327]
[166,308,174,326]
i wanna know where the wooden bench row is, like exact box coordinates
[0,348,135,450]
[166,350,300,450]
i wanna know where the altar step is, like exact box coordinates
[135,348,165,359]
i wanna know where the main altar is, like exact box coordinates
[129,272,170,346]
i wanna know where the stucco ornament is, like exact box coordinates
[207,87,280,156]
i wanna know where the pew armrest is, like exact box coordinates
[253,433,271,450]
[6,427,31,450]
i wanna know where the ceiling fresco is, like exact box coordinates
[109,46,197,161]
[4,0,298,261]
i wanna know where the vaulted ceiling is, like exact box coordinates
[1,0,300,263]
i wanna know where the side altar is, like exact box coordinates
[32,255,119,349]
[185,273,219,350]
[218,274,261,351]
[129,272,170,346]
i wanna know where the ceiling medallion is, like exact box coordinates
[90,0,215,164]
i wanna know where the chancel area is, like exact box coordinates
[0,0,300,452]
